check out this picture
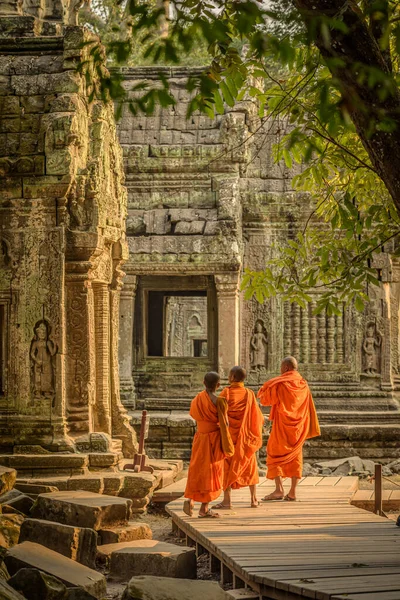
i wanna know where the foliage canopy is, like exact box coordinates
[80,0,400,314]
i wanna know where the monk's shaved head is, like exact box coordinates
[281,356,298,374]
[229,365,246,382]
[204,371,220,391]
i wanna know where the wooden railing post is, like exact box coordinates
[374,463,383,516]
[123,410,154,473]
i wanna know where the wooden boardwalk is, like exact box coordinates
[166,476,400,600]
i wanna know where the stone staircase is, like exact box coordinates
[130,384,400,462]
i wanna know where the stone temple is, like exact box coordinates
[0,7,399,473]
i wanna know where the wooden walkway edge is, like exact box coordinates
[166,476,400,600]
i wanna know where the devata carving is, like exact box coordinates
[30,320,57,403]
[363,321,383,375]
[250,320,268,371]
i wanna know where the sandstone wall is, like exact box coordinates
[0,21,136,455]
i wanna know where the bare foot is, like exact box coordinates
[183,499,194,516]
[262,492,284,502]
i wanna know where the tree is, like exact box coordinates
[84,0,400,314]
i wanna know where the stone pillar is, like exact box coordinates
[93,281,112,435]
[119,274,137,409]
[65,270,96,434]
[110,263,138,457]
[215,273,241,379]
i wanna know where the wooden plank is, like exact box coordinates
[166,476,399,600]
[284,573,400,599]
[332,592,400,600]
[316,477,341,487]
[299,477,324,486]
[352,490,374,501]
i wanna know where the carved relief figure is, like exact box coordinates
[30,320,57,401]
[362,321,382,375]
[250,320,268,371]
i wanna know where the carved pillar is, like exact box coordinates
[292,304,300,362]
[336,309,344,363]
[93,281,112,435]
[65,270,96,434]
[317,310,326,363]
[110,263,138,457]
[283,302,291,356]
[119,274,137,409]
[215,273,240,379]
[301,306,309,363]
[326,315,335,363]
[381,283,394,391]
[310,301,317,364]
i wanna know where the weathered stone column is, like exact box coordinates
[215,272,241,379]
[110,262,138,457]
[65,269,96,434]
[93,281,112,435]
[119,274,137,409]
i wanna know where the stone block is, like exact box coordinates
[99,522,152,545]
[19,519,98,568]
[8,568,68,600]
[118,473,156,502]
[66,476,103,494]
[3,494,34,516]
[204,221,219,235]
[75,433,112,454]
[22,177,71,199]
[88,453,119,469]
[15,483,59,495]
[0,580,26,600]
[0,16,37,37]
[11,72,80,96]
[174,220,205,235]
[20,95,45,113]
[0,489,24,505]
[24,477,69,491]
[0,466,16,494]
[121,576,230,600]
[31,491,132,530]
[102,475,124,496]
[4,542,106,599]
[0,514,23,548]
[98,540,196,581]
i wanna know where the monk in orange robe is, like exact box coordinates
[258,356,320,501]
[214,366,264,509]
[183,371,232,518]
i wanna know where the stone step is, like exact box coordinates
[317,411,400,423]
[5,541,106,599]
[31,490,132,530]
[0,454,88,477]
[152,477,187,504]
[96,539,196,581]
[16,470,158,505]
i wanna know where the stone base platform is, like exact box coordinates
[130,406,400,462]
[0,453,183,514]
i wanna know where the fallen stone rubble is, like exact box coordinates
[302,456,400,478]
[0,461,210,600]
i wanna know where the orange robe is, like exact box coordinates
[258,370,321,479]
[184,390,229,503]
[219,382,264,490]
